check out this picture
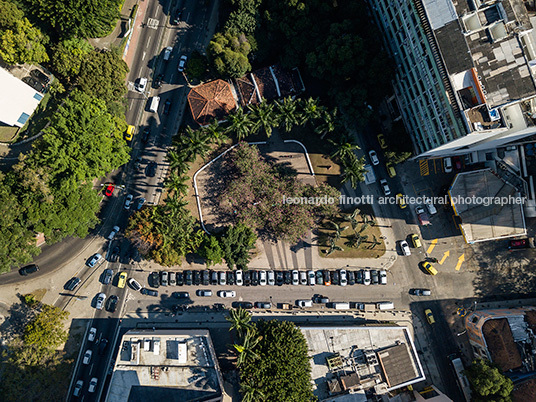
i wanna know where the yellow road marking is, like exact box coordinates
[419,160,430,176]
[439,250,450,265]
[427,239,438,254]
[455,254,465,271]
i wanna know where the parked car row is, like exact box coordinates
[147,268,388,288]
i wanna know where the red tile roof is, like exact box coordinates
[482,318,522,371]
[187,80,237,126]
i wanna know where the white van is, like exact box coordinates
[377,301,395,311]
[149,96,160,113]
[332,302,350,310]
[296,300,313,308]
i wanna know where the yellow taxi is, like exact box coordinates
[377,133,388,149]
[125,125,135,141]
[387,164,396,178]
[422,262,438,275]
[117,271,128,288]
[396,193,407,209]
[425,309,435,324]
[411,233,421,248]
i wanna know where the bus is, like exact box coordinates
[448,355,472,402]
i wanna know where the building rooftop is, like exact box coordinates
[449,169,526,243]
[482,317,522,371]
[0,67,44,127]
[187,79,237,126]
[300,326,425,400]
[105,329,223,402]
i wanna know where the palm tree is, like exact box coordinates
[226,308,253,338]
[164,173,189,196]
[249,100,278,138]
[341,156,367,188]
[203,119,227,144]
[233,332,263,367]
[345,233,368,248]
[329,221,347,241]
[368,234,382,249]
[166,149,190,174]
[164,193,188,211]
[226,107,253,141]
[329,135,360,161]
[241,383,265,402]
[325,238,343,256]
[299,97,325,125]
[315,108,338,139]
[183,127,211,158]
[276,97,299,133]
[345,208,360,231]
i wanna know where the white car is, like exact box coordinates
[339,269,347,286]
[235,270,243,286]
[136,77,147,92]
[178,55,188,72]
[363,270,371,286]
[95,292,106,310]
[128,278,142,291]
[219,271,226,285]
[107,225,120,240]
[379,270,387,285]
[88,377,98,393]
[88,327,97,342]
[299,271,307,285]
[163,46,172,61]
[296,299,313,308]
[369,150,380,166]
[73,380,83,397]
[444,157,453,173]
[307,270,315,286]
[217,290,236,298]
[87,253,103,268]
[267,270,275,285]
[380,179,391,196]
[400,240,411,256]
[124,194,133,210]
[426,201,437,215]
[259,270,267,286]
[83,349,92,365]
[291,270,299,285]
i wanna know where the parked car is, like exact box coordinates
[124,194,133,210]
[426,201,437,215]
[267,270,275,286]
[141,288,158,297]
[98,338,108,355]
[219,271,226,286]
[396,193,407,209]
[355,270,363,284]
[275,271,284,286]
[117,271,127,288]
[313,294,330,304]
[363,270,371,286]
[160,271,169,286]
[65,277,81,291]
[87,253,103,268]
[331,270,340,286]
[184,270,193,285]
[109,246,120,262]
[83,349,92,365]
[251,270,259,286]
[307,270,316,286]
[400,240,411,256]
[258,270,267,286]
[369,150,380,165]
[153,73,164,88]
[316,270,324,285]
[299,271,307,285]
[193,270,201,285]
[255,302,272,309]
[243,270,251,286]
[425,309,435,324]
[339,269,347,286]
[174,292,190,299]
[169,272,176,286]
[136,77,147,92]
[296,299,313,308]
[178,55,188,72]
[136,198,146,210]
[377,133,388,149]
[197,289,213,297]
[128,278,142,291]
[163,99,171,115]
[227,271,235,285]
[411,233,422,248]
[422,262,438,275]
[202,270,210,285]
[371,270,379,285]
[380,270,387,285]
[218,290,236,298]
[107,225,120,240]
[104,184,115,197]
[292,270,299,285]
[150,271,160,288]
[88,377,98,393]
[106,295,118,312]
[176,272,184,286]
[347,270,355,285]
[235,270,243,286]
[95,293,106,310]
[323,270,331,286]
[380,179,391,196]
[233,301,253,309]
[443,157,453,173]
[73,380,83,397]
[210,271,218,285]
[88,327,97,342]
[163,46,172,61]
[284,271,292,285]
[141,127,150,143]
[103,269,113,285]
[412,288,431,296]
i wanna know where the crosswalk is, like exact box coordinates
[419,160,430,176]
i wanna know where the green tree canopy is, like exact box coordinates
[208,32,251,78]
[24,305,69,351]
[51,38,93,79]
[465,359,514,402]
[198,234,224,267]
[0,0,49,64]
[220,223,257,270]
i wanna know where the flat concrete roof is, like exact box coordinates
[449,169,526,243]
[0,67,43,127]
[105,329,223,402]
[300,326,425,400]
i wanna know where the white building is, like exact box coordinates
[0,67,44,127]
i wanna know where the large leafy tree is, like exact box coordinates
[22,0,121,39]
[465,359,514,402]
[24,305,69,351]
[208,32,252,78]
[0,0,48,65]
[51,38,93,79]
[220,223,257,270]
[198,234,224,267]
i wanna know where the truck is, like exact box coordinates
[416,206,431,226]
[364,164,376,185]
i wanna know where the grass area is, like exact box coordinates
[0,125,19,142]
[317,205,386,259]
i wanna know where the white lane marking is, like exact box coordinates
[142,51,146,61]
[146,37,151,48]
[138,67,143,77]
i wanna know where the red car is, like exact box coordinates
[104,184,115,197]
[453,156,462,170]
[508,239,530,250]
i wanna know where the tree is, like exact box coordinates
[184,50,208,80]
[315,108,338,139]
[198,234,224,266]
[329,135,360,161]
[208,32,251,78]
[51,38,93,79]
[23,0,122,38]
[0,0,49,65]
[78,49,129,116]
[179,126,212,160]
[340,156,367,188]
[299,97,325,125]
[202,119,227,144]
[226,307,253,338]
[465,359,514,401]
[385,150,412,165]
[226,107,254,141]
[220,223,257,270]
[248,100,278,137]
[24,305,69,351]
[276,97,300,133]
